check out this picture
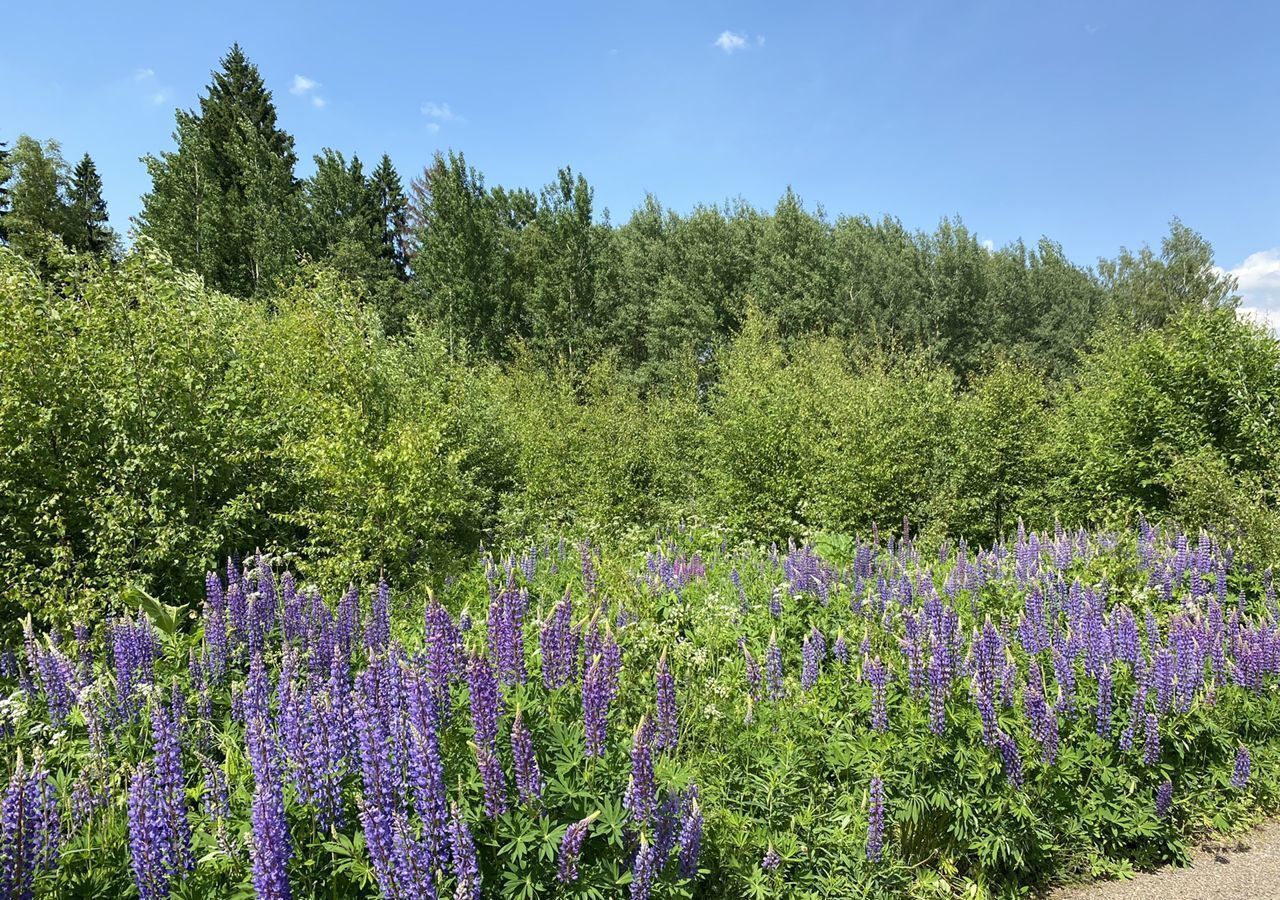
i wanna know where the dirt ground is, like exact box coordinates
[1051,822,1280,900]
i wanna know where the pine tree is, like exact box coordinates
[138,44,300,296]
[66,153,115,255]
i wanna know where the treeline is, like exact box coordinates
[4,245,1278,631]
[0,45,1238,382]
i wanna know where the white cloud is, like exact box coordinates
[134,67,155,81]
[982,239,995,253]
[1225,248,1280,334]
[421,101,457,121]
[151,90,169,105]
[426,122,441,134]
[715,31,748,53]
[291,74,319,95]
[312,96,327,109]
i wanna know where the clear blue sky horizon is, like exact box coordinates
[4,1,1278,314]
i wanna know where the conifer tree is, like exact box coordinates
[138,44,300,296]
[371,154,409,277]
[66,153,115,255]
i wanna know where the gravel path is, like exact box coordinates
[1051,822,1280,900]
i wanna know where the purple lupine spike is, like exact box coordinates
[1232,745,1251,789]
[473,741,508,818]
[630,836,658,900]
[539,592,575,691]
[3,753,60,900]
[152,685,194,878]
[1156,780,1173,818]
[128,763,168,900]
[742,645,762,702]
[366,579,391,653]
[449,802,482,900]
[582,656,609,757]
[996,731,1024,788]
[833,634,849,665]
[1096,664,1113,738]
[511,711,545,807]
[762,845,781,872]
[467,652,502,751]
[557,812,598,883]
[765,629,784,700]
[623,716,657,826]
[866,776,885,862]
[801,633,821,691]
[655,651,678,751]
[1143,712,1161,765]
[863,656,889,733]
[404,667,448,856]
[676,799,703,879]
[927,652,947,734]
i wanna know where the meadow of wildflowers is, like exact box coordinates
[3,519,1280,899]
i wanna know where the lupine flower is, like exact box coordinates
[655,651,678,750]
[557,812,598,883]
[765,629,784,700]
[630,836,658,900]
[511,711,545,807]
[1143,713,1161,765]
[863,657,889,733]
[866,776,885,862]
[1232,745,1251,789]
[997,731,1024,788]
[449,802,482,900]
[742,645,762,702]
[473,741,508,819]
[2,753,59,900]
[623,716,656,826]
[404,667,449,856]
[467,652,502,751]
[677,799,703,879]
[762,844,781,872]
[1096,664,1113,738]
[1156,780,1173,818]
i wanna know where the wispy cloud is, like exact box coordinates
[151,90,170,105]
[715,31,747,53]
[421,101,458,121]
[1227,247,1280,333]
[290,74,327,110]
[714,31,765,54]
[425,122,441,134]
[134,67,156,82]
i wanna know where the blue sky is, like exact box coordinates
[4,1,1278,317]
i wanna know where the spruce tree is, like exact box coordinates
[138,44,300,296]
[66,153,114,255]
[371,154,409,277]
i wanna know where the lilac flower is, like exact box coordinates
[557,813,598,883]
[511,711,545,807]
[623,716,656,826]
[1156,780,1173,818]
[866,776,885,862]
[449,802,482,900]
[1232,746,1251,789]
[655,651,678,751]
